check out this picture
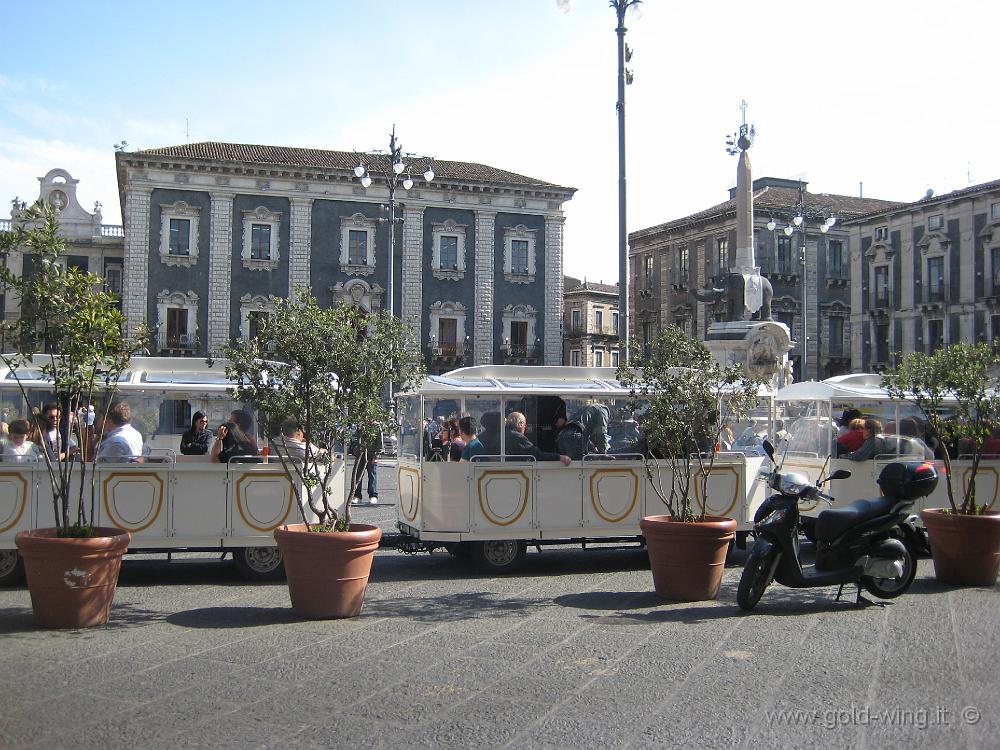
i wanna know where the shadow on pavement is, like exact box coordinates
[368,546,652,583]
[0,600,169,634]
[117,556,285,588]
[166,605,301,628]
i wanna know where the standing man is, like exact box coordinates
[97,402,144,461]
[350,428,380,505]
[41,402,77,460]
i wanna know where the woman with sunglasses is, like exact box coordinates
[180,411,212,455]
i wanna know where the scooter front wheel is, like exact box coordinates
[861,540,917,599]
[738,542,778,611]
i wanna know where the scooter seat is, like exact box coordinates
[814,496,898,542]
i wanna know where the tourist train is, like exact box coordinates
[2,359,993,583]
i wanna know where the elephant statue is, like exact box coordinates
[691,272,773,322]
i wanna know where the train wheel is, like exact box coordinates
[470,540,526,574]
[0,549,24,586]
[233,546,285,581]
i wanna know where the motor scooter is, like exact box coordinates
[737,441,938,611]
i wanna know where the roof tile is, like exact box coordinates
[132,141,573,192]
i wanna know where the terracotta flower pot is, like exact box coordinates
[640,514,736,601]
[921,508,1000,586]
[274,523,382,619]
[15,527,130,629]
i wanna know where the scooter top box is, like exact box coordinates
[877,461,938,500]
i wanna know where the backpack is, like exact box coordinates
[557,421,586,460]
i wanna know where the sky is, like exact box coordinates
[2,0,999,284]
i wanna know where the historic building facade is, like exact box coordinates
[847,179,1000,370]
[2,169,124,321]
[629,177,898,380]
[562,277,620,367]
[114,142,575,371]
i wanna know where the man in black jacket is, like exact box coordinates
[505,412,572,465]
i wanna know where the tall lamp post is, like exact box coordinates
[766,182,836,380]
[613,0,640,363]
[352,125,434,319]
[558,0,640,361]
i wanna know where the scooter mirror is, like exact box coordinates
[829,469,852,480]
[762,439,775,461]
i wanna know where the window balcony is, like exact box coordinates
[501,344,540,365]
[430,342,467,366]
[159,333,199,356]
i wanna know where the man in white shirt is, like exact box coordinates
[271,418,322,462]
[97,402,144,461]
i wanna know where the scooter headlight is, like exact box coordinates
[777,472,811,497]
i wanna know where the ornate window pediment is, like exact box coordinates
[239,293,278,341]
[155,290,199,351]
[159,201,200,267]
[501,303,539,360]
[865,241,895,261]
[431,219,468,281]
[429,301,468,360]
[503,224,537,284]
[241,206,281,271]
[340,213,376,276]
[917,231,951,256]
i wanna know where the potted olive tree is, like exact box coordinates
[223,290,424,618]
[882,343,1000,586]
[618,325,763,601]
[1,201,144,627]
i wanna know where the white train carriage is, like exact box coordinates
[393,365,773,572]
[0,357,344,585]
[774,373,999,519]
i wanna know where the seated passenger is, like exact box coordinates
[845,418,886,461]
[179,411,211,456]
[211,409,260,464]
[1,419,41,462]
[97,402,144,461]
[477,412,503,456]
[836,417,866,456]
[505,411,571,465]
[446,419,465,461]
[558,403,611,460]
[459,416,484,462]
[271,418,318,462]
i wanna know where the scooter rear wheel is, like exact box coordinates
[738,543,777,611]
[861,541,917,599]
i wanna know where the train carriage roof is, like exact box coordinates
[403,365,772,399]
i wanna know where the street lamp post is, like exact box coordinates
[558,0,640,361]
[766,182,836,381]
[352,125,434,319]
[613,0,640,363]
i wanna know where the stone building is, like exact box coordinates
[629,177,897,380]
[562,277,620,367]
[113,142,574,371]
[847,178,1000,370]
[2,169,124,321]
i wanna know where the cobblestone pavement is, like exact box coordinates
[1,459,998,749]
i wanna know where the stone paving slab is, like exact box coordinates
[2,466,998,749]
